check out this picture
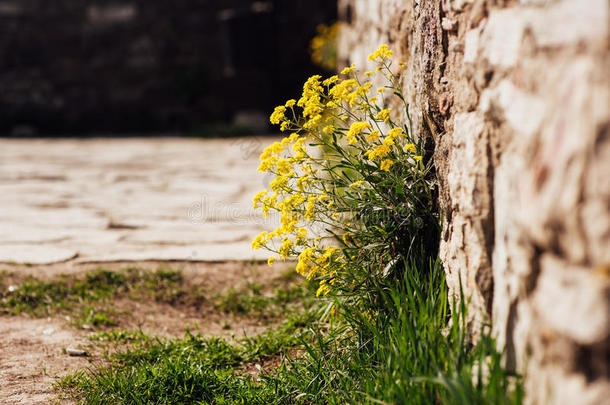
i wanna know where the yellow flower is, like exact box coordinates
[329,78,357,101]
[383,136,396,146]
[297,75,324,121]
[303,114,323,130]
[278,238,294,259]
[296,247,315,276]
[342,232,352,244]
[279,211,297,234]
[292,136,306,153]
[252,49,422,293]
[383,127,404,147]
[269,106,287,125]
[257,154,278,172]
[295,227,308,244]
[340,63,356,75]
[316,281,330,297]
[358,82,373,94]
[348,180,366,188]
[367,44,394,61]
[303,164,316,175]
[375,109,391,122]
[269,175,289,192]
[403,143,416,153]
[259,142,281,161]
[320,246,339,263]
[367,144,391,160]
[275,158,292,175]
[388,127,404,138]
[296,175,310,191]
[366,130,380,142]
[380,159,395,171]
[305,196,317,220]
[251,232,267,250]
[284,193,306,210]
[252,189,268,209]
[322,75,339,86]
[322,125,335,134]
[346,121,371,144]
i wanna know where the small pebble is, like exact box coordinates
[66,348,86,356]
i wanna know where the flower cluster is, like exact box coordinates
[252,45,433,298]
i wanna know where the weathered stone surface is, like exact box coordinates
[442,112,493,320]
[0,245,77,264]
[340,0,610,403]
[0,137,279,265]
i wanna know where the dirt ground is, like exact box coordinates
[0,260,293,404]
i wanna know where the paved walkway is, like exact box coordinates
[0,137,279,265]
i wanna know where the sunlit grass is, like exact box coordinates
[54,261,522,405]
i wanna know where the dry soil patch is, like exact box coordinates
[0,260,295,404]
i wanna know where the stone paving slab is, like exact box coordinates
[0,245,78,264]
[0,137,279,264]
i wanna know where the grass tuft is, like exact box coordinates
[58,310,318,404]
[0,268,188,317]
[264,260,523,404]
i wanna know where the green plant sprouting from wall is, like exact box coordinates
[249,44,523,404]
[253,44,439,306]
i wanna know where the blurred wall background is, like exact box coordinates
[0,0,336,135]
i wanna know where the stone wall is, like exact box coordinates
[338,0,609,403]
